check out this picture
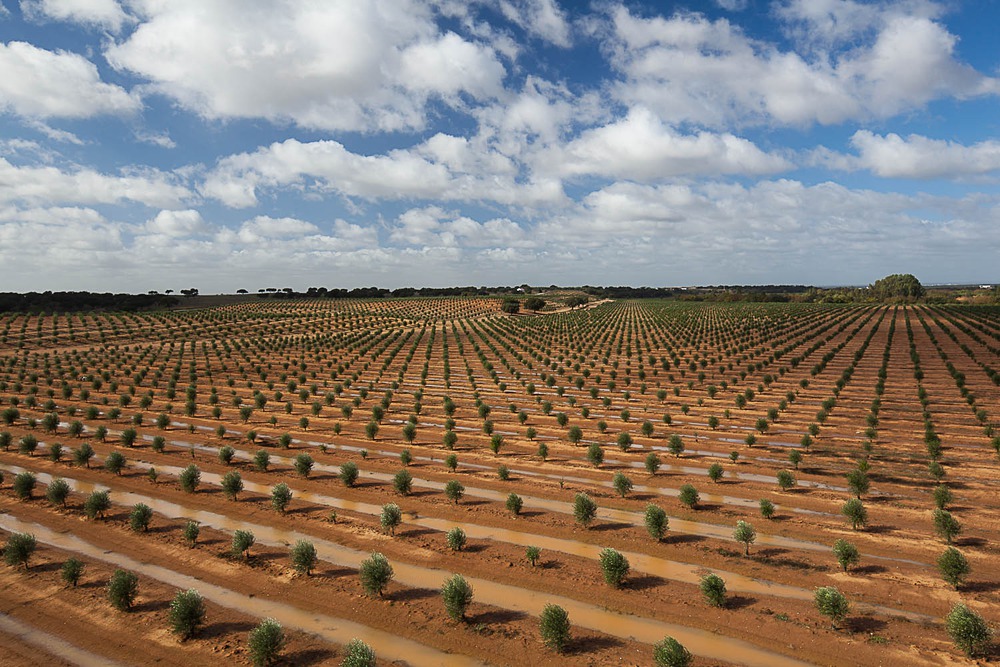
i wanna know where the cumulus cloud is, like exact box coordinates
[20,0,131,31]
[847,131,1000,179]
[0,41,140,118]
[389,206,530,248]
[145,209,206,237]
[105,0,506,132]
[498,0,572,47]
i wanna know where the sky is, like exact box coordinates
[1,0,999,293]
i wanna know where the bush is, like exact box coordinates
[734,520,756,556]
[586,442,604,467]
[247,618,285,667]
[183,520,200,547]
[221,470,243,500]
[3,532,36,569]
[678,484,699,509]
[178,464,200,493]
[106,569,139,611]
[291,540,317,575]
[573,493,597,527]
[104,451,126,475]
[776,470,795,491]
[937,547,970,588]
[945,602,992,658]
[48,442,63,462]
[271,483,293,513]
[253,450,270,472]
[814,586,850,628]
[700,573,727,607]
[441,573,474,621]
[340,461,359,487]
[380,503,402,535]
[444,479,465,504]
[294,453,314,477]
[393,469,413,495]
[12,471,36,500]
[61,558,84,586]
[446,527,467,551]
[708,462,724,483]
[526,546,541,566]
[18,434,38,456]
[45,478,71,506]
[359,552,393,596]
[933,509,961,543]
[539,604,570,652]
[506,492,523,516]
[232,529,255,559]
[653,636,692,667]
[73,442,95,468]
[833,539,860,572]
[129,503,153,532]
[933,484,953,510]
[759,498,775,520]
[644,504,668,541]
[842,498,867,530]
[645,452,661,475]
[341,638,376,667]
[84,489,111,519]
[218,445,235,464]
[169,589,206,640]
[599,548,629,588]
[612,471,633,498]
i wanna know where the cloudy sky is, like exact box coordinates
[1,0,998,292]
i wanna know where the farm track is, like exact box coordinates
[0,300,998,666]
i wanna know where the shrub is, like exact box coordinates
[833,539,860,572]
[612,471,633,498]
[221,470,244,500]
[104,451,126,475]
[937,547,970,588]
[734,520,756,556]
[19,434,38,456]
[179,464,200,493]
[617,431,633,451]
[61,558,84,586]
[253,450,270,472]
[106,569,139,611]
[291,540,318,575]
[45,478,71,506]
[445,454,458,471]
[776,470,795,491]
[12,471,36,500]
[3,532,36,569]
[339,461,359,487]
[644,504,668,541]
[506,492,523,516]
[586,442,604,467]
[573,493,597,527]
[526,546,541,566]
[232,529,255,560]
[129,503,153,532]
[645,452,661,475]
[169,589,206,640]
[846,468,870,498]
[341,638,376,667]
[653,637,692,667]
[933,509,961,543]
[48,442,64,462]
[183,520,200,547]
[497,464,510,480]
[359,552,393,596]
[814,586,850,628]
[271,483,293,513]
[444,479,465,504]
[446,527,467,551]
[933,485,953,510]
[759,498,775,520]
[441,574,474,621]
[700,573,727,607]
[678,484,699,509]
[84,489,111,519]
[539,604,570,652]
[73,442,95,468]
[599,548,629,588]
[668,434,684,457]
[393,469,412,495]
[247,618,285,667]
[294,453,314,477]
[380,503,402,535]
[708,462,724,483]
[842,498,867,530]
[945,602,992,658]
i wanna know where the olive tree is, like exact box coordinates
[733,520,756,556]
[247,618,285,667]
[832,539,860,572]
[341,638,376,667]
[599,548,629,588]
[645,504,668,541]
[359,552,393,596]
[291,540,317,575]
[169,589,206,640]
[945,602,992,658]
[441,574,474,621]
[380,503,402,535]
[106,569,139,611]
[3,532,36,569]
[700,573,727,608]
[937,547,970,588]
[539,604,570,652]
[814,586,850,628]
[653,637,692,667]
[573,493,597,527]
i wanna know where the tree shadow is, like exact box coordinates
[462,544,487,554]
[847,616,888,634]
[725,595,756,610]
[133,598,171,613]
[863,524,894,535]
[200,619,256,639]
[401,527,437,539]
[281,648,337,666]
[962,580,1000,593]
[958,537,987,548]
[518,510,545,518]
[390,587,438,602]
[589,521,632,532]
[473,608,528,624]
[626,574,666,591]
[852,564,886,575]
[461,499,490,507]
[667,533,706,545]
[566,635,624,655]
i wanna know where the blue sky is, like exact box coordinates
[1,0,998,292]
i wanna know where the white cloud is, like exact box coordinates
[606,5,1000,127]
[389,206,531,248]
[0,41,140,118]
[545,106,790,180]
[498,0,572,47]
[145,209,206,237]
[848,131,1000,179]
[20,0,130,31]
[0,157,190,208]
[134,130,175,149]
[106,0,506,132]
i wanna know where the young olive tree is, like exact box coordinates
[441,574,474,621]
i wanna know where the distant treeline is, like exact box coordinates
[0,292,180,313]
[577,285,810,301]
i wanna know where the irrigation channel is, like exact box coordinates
[0,612,127,667]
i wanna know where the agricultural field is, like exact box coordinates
[0,298,998,666]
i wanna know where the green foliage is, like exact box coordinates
[393,468,413,495]
[3,532,36,569]
[539,604,570,652]
[933,485,953,510]
[253,449,270,472]
[45,478,70,506]
[183,521,200,547]
[232,529,255,559]
[247,618,285,667]
[359,552,393,596]
[178,464,200,492]
[945,602,992,658]
[678,484,699,509]
[339,461,359,487]
[599,548,629,588]
[573,493,597,527]
[104,450,126,475]
[842,498,868,530]
[294,453,314,477]
[84,489,111,519]
[612,471,633,498]
[616,431,633,451]
[937,547,970,588]
[869,273,925,301]
[814,586,850,628]
[526,546,541,566]
[759,498,775,520]
[61,558,84,586]
[776,469,795,491]
[700,573,727,608]
[291,540,317,575]
[846,468,869,498]
[497,464,510,480]
[708,462,724,483]
[341,638,376,667]
[221,470,243,500]
[444,479,464,504]
[380,503,402,535]
[667,434,684,457]
[106,569,139,611]
[506,492,523,516]
[271,482,293,513]
[129,503,153,532]
[734,520,756,556]
[586,442,604,467]
[73,442,94,467]
[446,527,467,551]
[441,574,474,621]
[653,637,692,667]
[169,589,206,640]
[645,452,661,475]
[644,504,668,541]
[933,509,961,543]
[833,539,860,572]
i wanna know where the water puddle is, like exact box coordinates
[0,613,127,667]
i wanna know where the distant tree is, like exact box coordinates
[759,498,776,520]
[221,470,243,500]
[586,442,604,467]
[938,547,970,588]
[645,453,662,476]
[644,504,668,541]
[833,539,860,572]
[340,461,359,487]
[445,479,465,504]
[708,462,724,483]
[500,298,520,314]
[573,493,597,527]
[612,471,633,498]
[934,509,962,543]
[393,469,412,495]
[506,492,523,515]
[524,297,545,311]
[842,498,868,530]
[777,470,795,492]
[678,484,699,509]
[869,273,924,301]
[734,520,756,556]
